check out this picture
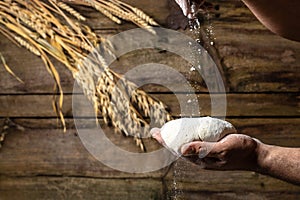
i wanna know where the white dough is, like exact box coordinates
[154,117,236,154]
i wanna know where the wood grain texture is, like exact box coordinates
[210,0,300,92]
[169,191,300,200]
[0,127,166,178]
[228,118,300,147]
[0,93,299,117]
[0,0,299,199]
[0,118,299,177]
[1,117,299,146]
[0,176,163,200]
[164,159,300,193]
[214,26,300,92]
[0,1,299,94]
[1,175,299,200]
[0,34,208,94]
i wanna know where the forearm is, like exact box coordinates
[242,0,300,41]
[255,142,300,185]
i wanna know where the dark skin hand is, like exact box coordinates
[242,0,300,41]
[153,132,300,185]
[180,134,259,171]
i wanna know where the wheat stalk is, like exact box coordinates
[0,0,170,151]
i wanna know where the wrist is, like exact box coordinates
[253,140,272,174]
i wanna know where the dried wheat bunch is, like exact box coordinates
[0,0,171,151]
[63,0,158,27]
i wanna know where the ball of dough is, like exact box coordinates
[151,117,236,154]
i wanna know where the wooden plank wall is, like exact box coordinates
[1,0,300,199]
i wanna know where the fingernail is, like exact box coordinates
[198,147,208,158]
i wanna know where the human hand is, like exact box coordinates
[180,134,260,171]
[174,0,189,16]
[153,129,300,184]
[174,0,204,18]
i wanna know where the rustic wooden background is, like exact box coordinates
[1,0,300,199]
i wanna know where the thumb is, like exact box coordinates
[150,128,165,145]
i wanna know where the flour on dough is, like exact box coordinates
[152,117,236,154]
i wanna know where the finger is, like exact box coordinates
[150,128,165,145]
[182,155,225,169]
[175,0,189,16]
[182,156,207,168]
[201,157,226,170]
[181,141,221,158]
[180,141,202,155]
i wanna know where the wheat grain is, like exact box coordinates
[57,1,86,21]
[131,7,158,26]
[14,36,41,56]
[94,5,121,24]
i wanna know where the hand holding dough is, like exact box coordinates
[151,117,237,154]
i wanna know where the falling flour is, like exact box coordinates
[151,117,237,154]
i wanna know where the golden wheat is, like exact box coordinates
[131,7,159,26]
[94,5,122,24]
[57,1,86,21]
[14,36,41,56]
[0,0,169,151]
